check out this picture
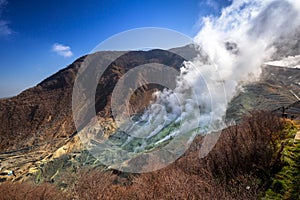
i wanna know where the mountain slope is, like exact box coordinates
[0,46,300,184]
[1,46,300,151]
[0,50,186,151]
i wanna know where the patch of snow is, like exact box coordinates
[265,55,300,68]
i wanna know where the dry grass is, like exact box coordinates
[0,181,67,200]
[0,111,288,199]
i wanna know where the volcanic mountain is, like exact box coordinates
[0,47,198,151]
[0,45,299,183]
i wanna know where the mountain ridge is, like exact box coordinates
[0,48,188,151]
[1,45,300,152]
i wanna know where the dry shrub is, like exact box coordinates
[68,111,286,200]
[70,166,231,200]
[205,111,285,181]
[173,111,286,198]
[72,169,123,200]
[130,166,230,200]
[0,181,67,200]
[0,111,287,200]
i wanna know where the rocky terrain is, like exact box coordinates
[0,47,190,183]
[227,65,300,120]
[0,49,187,151]
[0,45,300,184]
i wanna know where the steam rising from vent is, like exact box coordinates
[73,0,300,173]
[149,0,300,135]
[189,0,300,128]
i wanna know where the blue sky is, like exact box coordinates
[0,0,231,97]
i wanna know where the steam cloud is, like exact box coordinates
[79,0,300,172]
[135,0,300,140]
[190,0,300,129]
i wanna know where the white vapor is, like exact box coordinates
[266,55,300,68]
[192,0,300,123]
[76,0,300,171]
[0,0,12,37]
[52,43,73,57]
[134,0,300,140]
[187,0,300,129]
[190,0,300,127]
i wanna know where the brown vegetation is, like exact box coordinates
[0,111,290,199]
[0,181,67,200]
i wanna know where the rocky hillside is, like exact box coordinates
[0,49,187,151]
[227,65,300,120]
[1,46,300,151]
[0,45,300,185]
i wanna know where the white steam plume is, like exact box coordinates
[81,0,300,172]
[191,0,300,127]
[135,0,300,139]
[187,0,300,129]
